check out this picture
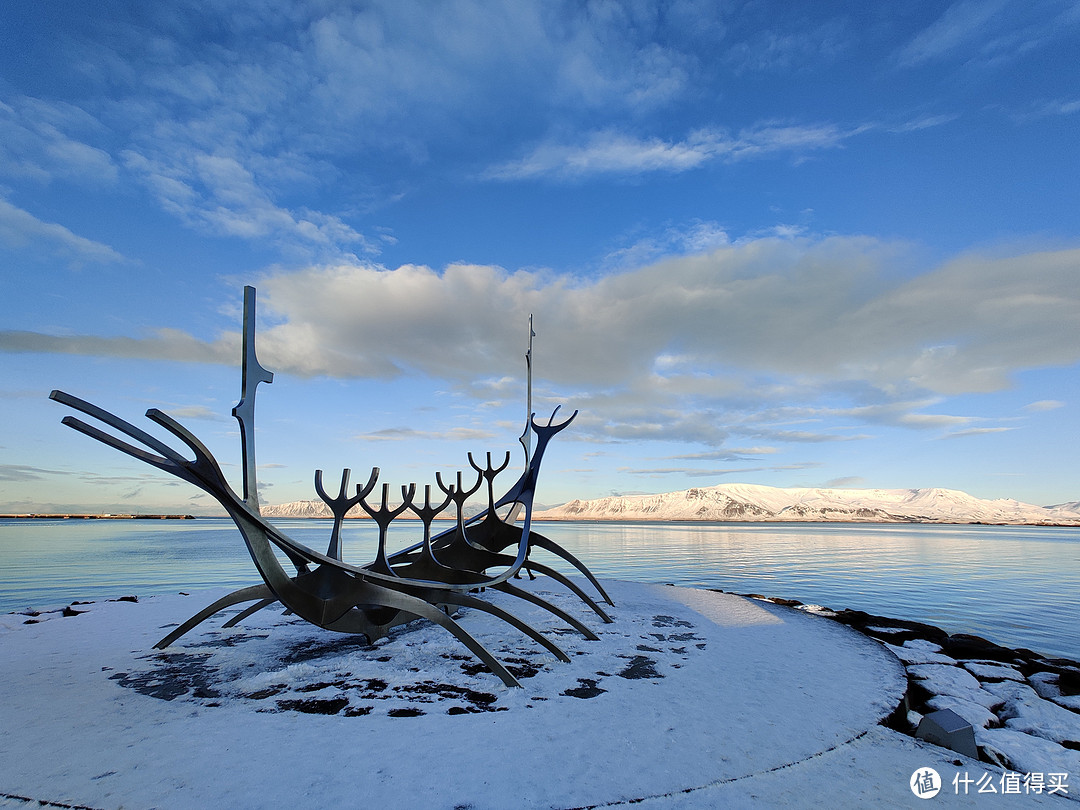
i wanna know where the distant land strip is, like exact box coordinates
[0,514,196,520]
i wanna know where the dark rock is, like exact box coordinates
[278,635,374,665]
[617,656,662,680]
[905,678,936,713]
[563,678,606,699]
[652,615,693,628]
[388,707,424,717]
[768,597,803,607]
[941,634,1016,663]
[277,697,349,715]
[296,680,342,693]
[502,657,540,679]
[1060,670,1080,696]
[244,687,284,700]
[829,609,948,644]
[1030,659,1080,683]
[668,632,701,642]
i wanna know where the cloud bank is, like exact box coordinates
[5,236,1077,446]
[252,238,1079,395]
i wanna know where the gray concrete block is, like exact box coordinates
[916,708,979,759]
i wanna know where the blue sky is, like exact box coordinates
[1,0,1078,515]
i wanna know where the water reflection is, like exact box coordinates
[2,518,1077,660]
[533,522,1080,660]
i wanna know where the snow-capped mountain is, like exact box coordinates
[261,499,342,519]
[1049,500,1080,513]
[533,483,1080,525]
[260,500,487,520]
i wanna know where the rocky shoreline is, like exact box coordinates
[736,590,1080,779]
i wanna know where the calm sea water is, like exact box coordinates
[2,518,1077,661]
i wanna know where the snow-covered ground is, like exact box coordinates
[0,581,1073,808]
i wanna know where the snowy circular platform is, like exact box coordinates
[2,581,911,808]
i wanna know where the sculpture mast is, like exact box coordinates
[518,314,535,471]
[232,285,274,512]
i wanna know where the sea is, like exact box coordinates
[2,518,1078,661]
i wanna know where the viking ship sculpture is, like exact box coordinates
[50,286,612,687]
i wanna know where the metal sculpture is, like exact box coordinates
[50,286,612,687]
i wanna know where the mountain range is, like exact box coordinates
[260,500,485,520]
[530,483,1080,525]
[261,484,1080,525]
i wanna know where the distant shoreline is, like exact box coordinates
[4,514,1077,528]
[0,514,196,520]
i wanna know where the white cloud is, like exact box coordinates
[355,426,496,443]
[896,0,1079,70]
[0,97,117,186]
[897,0,1010,66]
[249,239,1079,447]
[941,426,1015,439]
[0,326,232,365]
[892,114,960,133]
[0,198,125,265]
[824,476,866,488]
[1022,98,1080,121]
[1024,399,1065,412]
[121,149,375,261]
[6,235,1078,449]
[485,122,863,181]
[303,0,712,122]
[167,405,229,422]
[604,220,730,269]
[622,462,820,478]
[722,11,849,74]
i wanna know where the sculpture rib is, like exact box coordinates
[50,286,612,688]
[156,585,273,649]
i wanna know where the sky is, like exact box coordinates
[1,0,1078,516]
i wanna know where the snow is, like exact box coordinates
[905,638,946,652]
[1030,671,1080,712]
[884,641,956,666]
[983,679,1043,703]
[965,662,1026,682]
[907,664,1003,709]
[924,695,1000,729]
[535,483,1080,525]
[0,581,1074,808]
[977,728,1080,779]
[997,688,1080,747]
